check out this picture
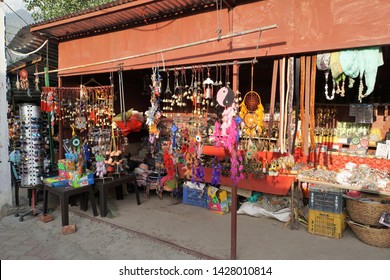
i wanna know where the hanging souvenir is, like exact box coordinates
[16,71,20,90]
[216,64,234,107]
[19,69,29,90]
[316,53,333,100]
[163,70,172,111]
[210,158,222,187]
[34,64,40,92]
[70,125,81,150]
[216,87,234,107]
[171,123,178,149]
[203,67,214,101]
[239,63,264,137]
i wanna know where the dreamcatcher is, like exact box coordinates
[19,69,29,90]
[239,63,264,137]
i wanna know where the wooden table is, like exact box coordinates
[42,183,98,226]
[93,174,141,217]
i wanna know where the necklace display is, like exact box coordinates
[324,71,334,100]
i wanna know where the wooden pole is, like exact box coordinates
[299,57,305,157]
[269,60,278,140]
[58,77,64,159]
[310,55,317,151]
[303,56,311,158]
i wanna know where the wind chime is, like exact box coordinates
[145,66,162,145]
[203,66,214,108]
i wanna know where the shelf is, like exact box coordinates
[178,163,295,195]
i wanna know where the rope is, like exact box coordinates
[250,62,254,92]
[216,0,222,40]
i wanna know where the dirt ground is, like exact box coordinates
[1,188,389,260]
[0,209,202,260]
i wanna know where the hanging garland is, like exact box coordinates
[191,158,205,186]
[212,104,244,184]
[211,157,222,187]
[163,150,175,178]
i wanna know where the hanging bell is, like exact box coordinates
[205,87,212,99]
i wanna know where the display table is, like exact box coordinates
[297,175,390,197]
[313,153,390,171]
[42,183,98,226]
[93,174,141,217]
[177,163,295,195]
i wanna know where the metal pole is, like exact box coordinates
[34,24,277,75]
[58,77,64,160]
[160,59,258,72]
[230,61,239,260]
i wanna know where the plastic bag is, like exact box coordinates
[237,201,291,222]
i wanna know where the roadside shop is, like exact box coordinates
[7,0,390,258]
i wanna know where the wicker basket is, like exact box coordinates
[346,197,390,226]
[347,221,390,248]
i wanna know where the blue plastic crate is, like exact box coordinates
[309,185,345,213]
[182,185,208,208]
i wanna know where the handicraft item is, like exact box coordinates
[239,63,264,137]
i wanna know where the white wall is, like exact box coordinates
[0,3,12,209]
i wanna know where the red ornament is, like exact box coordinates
[19,69,28,79]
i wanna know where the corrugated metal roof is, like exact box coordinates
[6,26,58,74]
[6,26,59,102]
[31,0,227,40]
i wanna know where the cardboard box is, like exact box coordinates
[208,186,231,214]
[68,172,94,188]
[43,176,69,187]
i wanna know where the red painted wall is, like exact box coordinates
[58,0,390,76]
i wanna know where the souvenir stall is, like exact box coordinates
[292,48,390,248]
[26,0,390,257]
[40,82,145,187]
